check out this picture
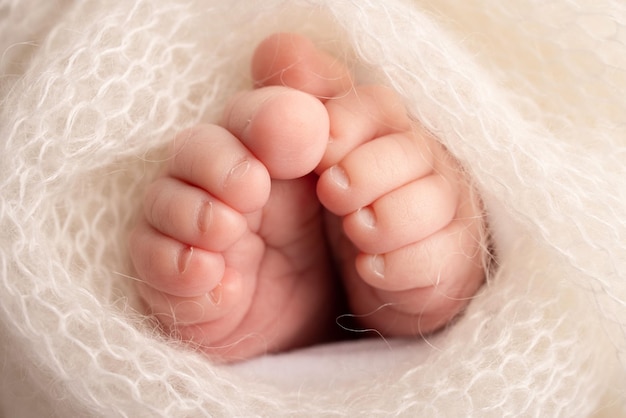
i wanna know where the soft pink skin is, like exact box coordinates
[129,33,486,362]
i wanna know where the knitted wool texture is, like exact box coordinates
[1,0,625,416]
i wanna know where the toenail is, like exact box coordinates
[329,165,349,189]
[370,254,385,278]
[225,158,250,187]
[357,206,376,228]
[208,283,223,305]
[178,246,193,274]
[198,200,213,233]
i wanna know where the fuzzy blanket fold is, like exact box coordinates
[1,0,625,416]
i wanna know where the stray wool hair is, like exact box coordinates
[1,0,625,417]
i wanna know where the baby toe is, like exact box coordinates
[251,32,353,99]
[137,267,243,329]
[354,218,484,293]
[169,124,271,214]
[318,85,412,172]
[143,177,247,252]
[317,131,435,216]
[342,174,459,255]
[129,219,225,298]
[222,86,329,180]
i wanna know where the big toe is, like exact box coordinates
[222,86,329,180]
[251,32,353,99]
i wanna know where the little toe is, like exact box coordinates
[344,217,485,336]
[129,219,225,298]
[251,32,353,99]
[169,124,271,214]
[137,267,243,329]
[342,174,459,255]
[346,279,472,336]
[143,177,247,252]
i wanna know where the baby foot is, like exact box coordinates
[318,90,486,336]
[129,86,341,362]
[254,33,486,337]
[130,32,486,363]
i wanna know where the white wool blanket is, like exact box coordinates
[1,0,625,416]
